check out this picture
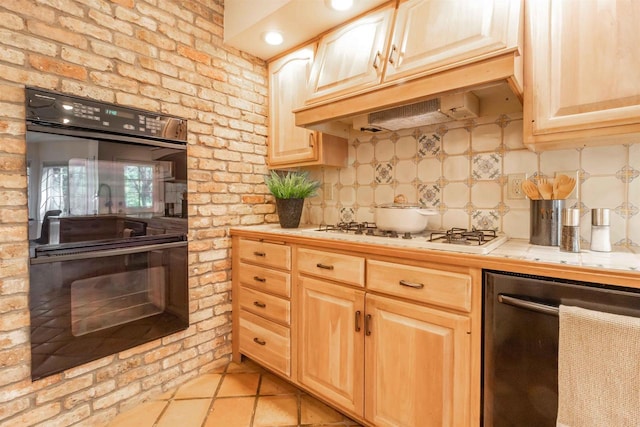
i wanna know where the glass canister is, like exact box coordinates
[590,208,611,252]
[560,208,580,252]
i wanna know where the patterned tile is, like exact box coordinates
[375,162,393,184]
[472,209,500,231]
[471,153,501,180]
[615,165,640,183]
[340,207,356,223]
[417,132,441,158]
[418,184,441,208]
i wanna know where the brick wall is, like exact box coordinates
[0,1,271,425]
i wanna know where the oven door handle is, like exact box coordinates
[30,241,187,264]
[497,294,559,317]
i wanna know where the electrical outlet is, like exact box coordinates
[554,170,579,199]
[507,173,527,199]
[323,183,334,200]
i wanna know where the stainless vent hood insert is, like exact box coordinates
[358,92,480,133]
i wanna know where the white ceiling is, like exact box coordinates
[223,0,390,61]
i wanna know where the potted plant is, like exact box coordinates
[265,170,320,228]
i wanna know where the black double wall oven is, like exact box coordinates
[26,87,189,380]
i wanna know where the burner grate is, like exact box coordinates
[429,227,497,245]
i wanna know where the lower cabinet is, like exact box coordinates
[298,276,365,415]
[364,294,471,427]
[298,272,471,427]
[233,236,474,427]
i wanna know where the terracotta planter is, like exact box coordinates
[275,198,304,228]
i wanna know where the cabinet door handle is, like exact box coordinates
[253,337,266,345]
[253,251,266,257]
[399,279,424,289]
[388,44,397,65]
[355,310,361,332]
[365,314,372,336]
[253,276,266,283]
[316,263,334,270]
[253,301,266,308]
[308,132,315,148]
[372,51,382,70]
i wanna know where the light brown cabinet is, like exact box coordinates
[364,294,470,427]
[232,236,474,426]
[384,0,522,83]
[232,238,293,377]
[306,5,395,104]
[268,44,347,168]
[523,0,640,150]
[296,248,472,426]
[298,276,365,415]
[304,0,522,105]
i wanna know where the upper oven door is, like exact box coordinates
[26,131,186,244]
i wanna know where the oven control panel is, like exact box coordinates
[25,87,187,142]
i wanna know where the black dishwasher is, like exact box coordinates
[482,270,640,427]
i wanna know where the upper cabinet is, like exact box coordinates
[306,6,395,104]
[295,0,523,129]
[384,0,522,83]
[524,0,640,150]
[268,43,347,168]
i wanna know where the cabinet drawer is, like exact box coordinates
[238,262,291,298]
[239,310,290,377]
[297,247,365,287]
[367,259,472,312]
[239,286,290,325]
[238,239,291,270]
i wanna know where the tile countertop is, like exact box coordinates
[230,224,640,274]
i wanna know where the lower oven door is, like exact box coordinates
[29,234,188,380]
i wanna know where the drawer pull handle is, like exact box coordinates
[316,263,334,270]
[253,251,266,257]
[388,44,398,65]
[372,50,381,70]
[253,337,266,345]
[253,276,266,283]
[399,279,424,289]
[365,314,372,336]
[355,310,361,332]
[253,301,266,308]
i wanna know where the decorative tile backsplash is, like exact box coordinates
[303,112,640,247]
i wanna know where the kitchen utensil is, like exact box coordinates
[553,177,576,199]
[373,202,437,233]
[537,178,553,200]
[522,180,542,200]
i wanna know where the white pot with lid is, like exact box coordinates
[373,197,437,233]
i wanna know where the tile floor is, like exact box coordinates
[107,358,361,427]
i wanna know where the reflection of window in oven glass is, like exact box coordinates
[39,163,68,219]
[124,164,154,209]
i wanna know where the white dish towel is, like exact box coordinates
[557,304,640,427]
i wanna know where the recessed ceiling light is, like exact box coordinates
[263,31,283,46]
[328,0,353,11]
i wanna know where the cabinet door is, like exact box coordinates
[524,0,640,147]
[384,0,522,83]
[298,276,365,416]
[268,44,317,166]
[306,6,394,103]
[364,294,471,427]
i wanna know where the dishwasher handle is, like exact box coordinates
[498,294,559,317]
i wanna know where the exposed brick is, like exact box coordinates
[32,404,91,427]
[113,7,156,32]
[0,63,59,88]
[0,13,25,31]
[92,382,141,410]
[0,396,29,422]
[35,374,94,404]
[61,46,113,72]
[89,71,138,93]
[29,55,88,80]
[58,16,112,42]
[135,2,176,26]
[90,40,136,64]
[113,33,157,57]
[26,21,87,49]
[0,1,56,24]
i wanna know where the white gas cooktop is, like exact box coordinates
[299,226,508,255]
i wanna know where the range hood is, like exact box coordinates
[354,92,479,133]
